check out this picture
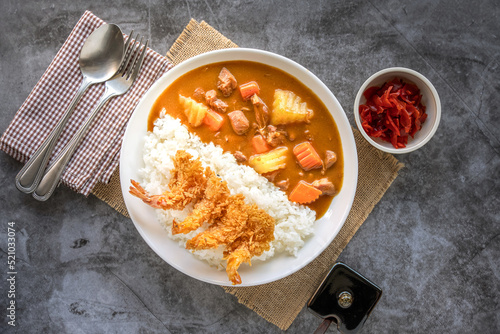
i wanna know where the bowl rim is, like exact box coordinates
[120,47,358,286]
[353,67,441,154]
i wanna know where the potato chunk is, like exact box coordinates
[271,89,313,125]
[179,95,208,127]
[248,147,288,174]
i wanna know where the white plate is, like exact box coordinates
[120,48,358,286]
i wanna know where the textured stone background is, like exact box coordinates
[0,0,499,333]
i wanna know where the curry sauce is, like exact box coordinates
[148,61,343,218]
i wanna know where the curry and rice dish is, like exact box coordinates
[130,61,344,284]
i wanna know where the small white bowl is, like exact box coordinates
[353,67,441,154]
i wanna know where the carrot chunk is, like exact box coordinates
[239,81,260,100]
[289,180,322,204]
[202,109,225,131]
[251,134,271,154]
[293,142,323,171]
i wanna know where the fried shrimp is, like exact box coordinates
[172,168,230,234]
[165,150,207,207]
[186,199,275,285]
[185,194,249,249]
[129,150,206,210]
[224,248,250,285]
[130,149,276,284]
[129,179,199,210]
[223,205,275,284]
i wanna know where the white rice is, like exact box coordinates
[139,113,316,268]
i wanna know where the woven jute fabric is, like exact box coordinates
[93,18,403,330]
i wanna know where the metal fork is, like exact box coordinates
[32,33,149,201]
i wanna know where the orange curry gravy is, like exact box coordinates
[148,61,343,218]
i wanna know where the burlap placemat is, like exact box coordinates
[92,19,403,330]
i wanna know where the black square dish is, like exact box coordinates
[308,262,382,334]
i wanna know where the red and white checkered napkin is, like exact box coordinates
[0,11,173,196]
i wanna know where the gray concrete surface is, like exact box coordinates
[0,0,499,333]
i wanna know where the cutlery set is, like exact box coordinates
[15,24,147,201]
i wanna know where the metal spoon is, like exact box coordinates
[15,23,125,193]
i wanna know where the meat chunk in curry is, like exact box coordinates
[233,151,247,162]
[312,178,336,196]
[250,94,269,129]
[324,150,337,169]
[228,110,250,135]
[263,125,285,147]
[205,89,228,113]
[217,67,237,97]
[276,179,289,191]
